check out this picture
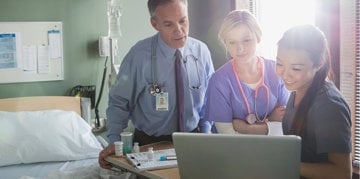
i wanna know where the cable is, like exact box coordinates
[93,57,108,132]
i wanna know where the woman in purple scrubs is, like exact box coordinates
[205,10,289,134]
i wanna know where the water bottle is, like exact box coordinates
[107,0,122,39]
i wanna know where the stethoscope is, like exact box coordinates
[183,55,201,90]
[150,36,201,96]
[232,57,270,124]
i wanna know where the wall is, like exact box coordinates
[188,0,233,69]
[0,0,154,119]
[0,0,232,119]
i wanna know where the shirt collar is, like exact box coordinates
[157,33,184,59]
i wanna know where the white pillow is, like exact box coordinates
[0,110,103,167]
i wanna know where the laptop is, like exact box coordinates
[172,132,301,179]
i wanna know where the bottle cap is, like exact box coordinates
[160,156,167,161]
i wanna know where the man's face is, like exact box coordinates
[150,0,189,49]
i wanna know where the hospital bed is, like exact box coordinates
[0,96,133,179]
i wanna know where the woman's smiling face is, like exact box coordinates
[275,46,318,93]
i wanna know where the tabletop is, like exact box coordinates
[105,141,180,179]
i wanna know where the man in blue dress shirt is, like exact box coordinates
[99,0,214,169]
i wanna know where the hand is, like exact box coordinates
[267,106,286,122]
[233,119,268,135]
[232,119,250,133]
[98,144,115,169]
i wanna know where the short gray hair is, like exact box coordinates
[148,0,187,19]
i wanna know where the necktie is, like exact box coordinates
[175,49,184,132]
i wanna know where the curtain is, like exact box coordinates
[339,0,359,163]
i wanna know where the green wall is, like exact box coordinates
[0,0,155,119]
[0,0,232,120]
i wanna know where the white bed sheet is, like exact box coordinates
[1,158,135,179]
[0,109,136,179]
[1,158,97,179]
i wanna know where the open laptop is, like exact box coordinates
[173,132,301,179]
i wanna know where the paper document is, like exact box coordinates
[37,45,50,73]
[22,45,37,72]
[48,30,62,59]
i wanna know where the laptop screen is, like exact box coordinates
[173,132,301,179]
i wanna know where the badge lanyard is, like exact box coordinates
[232,57,270,124]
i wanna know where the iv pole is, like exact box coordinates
[93,38,117,133]
[107,0,121,89]
[92,0,121,133]
[108,38,118,89]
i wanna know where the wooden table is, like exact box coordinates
[105,141,180,179]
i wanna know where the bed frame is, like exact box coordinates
[0,96,81,115]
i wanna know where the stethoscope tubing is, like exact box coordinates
[231,57,270,122]
[183,55,201,89]
[150,36,201,96]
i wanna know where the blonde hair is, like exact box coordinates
[218,10,262,47]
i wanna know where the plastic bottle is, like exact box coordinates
[107,0,122,38]
[114,141,123,157]
[133,142,140,153]
[147,147,154,161]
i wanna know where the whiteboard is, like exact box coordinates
[0,21,63,84]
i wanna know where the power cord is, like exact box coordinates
[93,57,108,133]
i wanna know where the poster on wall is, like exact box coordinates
[0,33,21,69]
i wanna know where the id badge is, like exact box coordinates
[156,92,169,111]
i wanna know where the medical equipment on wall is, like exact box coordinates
[69,85,96,108]
[99,0,121,81]
[106,0,121,89]
[93,0,122,132]
[232,58,270,124]
[68,85,96,125]
[107,0,122,39]
[149,36,202,96]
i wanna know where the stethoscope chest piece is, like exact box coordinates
[150,84,162,96]
[246,114,257,124]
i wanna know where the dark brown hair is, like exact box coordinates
[277,25,333,136]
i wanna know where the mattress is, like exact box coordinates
[2,158,96,179]
[1,158,136,179]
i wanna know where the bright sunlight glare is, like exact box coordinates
[256,0,316,59]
